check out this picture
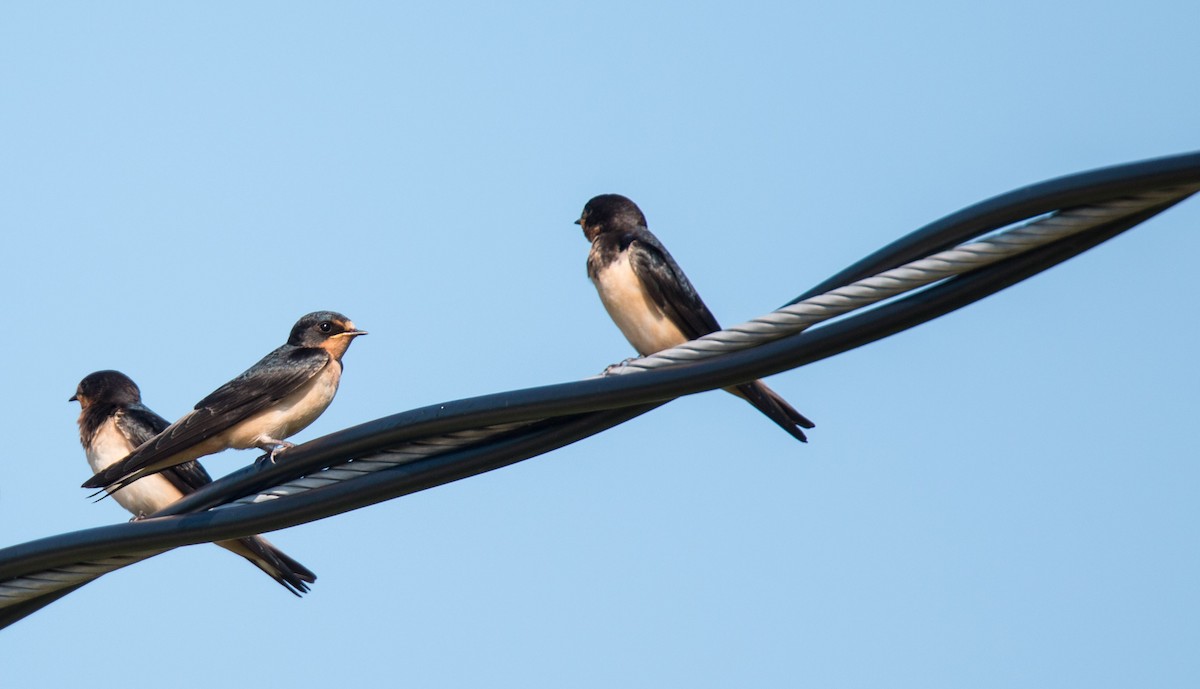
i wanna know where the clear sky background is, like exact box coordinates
[2,2,1197,686]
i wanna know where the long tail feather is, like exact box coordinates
[218,536,318,597]
[726,381,815,442]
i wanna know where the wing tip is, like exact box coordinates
[81,474,108,490]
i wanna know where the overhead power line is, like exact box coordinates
[1,151,1197,628]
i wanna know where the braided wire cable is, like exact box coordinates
[0,552,160,604]
[2,183,1192,609]
[0,423,535,605]
[212,184,1197,513]
[0,152,1196,626]
[228,422,532,505]
[610,186,1197,374]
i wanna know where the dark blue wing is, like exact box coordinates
[626,228,723,339]
[114,403,214,493]
[626,228,816,442]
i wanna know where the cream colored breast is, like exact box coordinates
[592,253,688,355]
[225,360,342,448]
[85,418,136,474]
[86,417,185,516]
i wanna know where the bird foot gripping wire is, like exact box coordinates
[253,442,296,468]
[601,357,640,376]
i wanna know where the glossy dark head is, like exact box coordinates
[71,370,141,408]
[576,194,648,242]
[288,311,367,358]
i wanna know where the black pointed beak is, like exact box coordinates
[574,218,582,225]
[68,394,78,402]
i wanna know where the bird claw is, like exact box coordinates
[264,441,296,464]
[601,357,639,376]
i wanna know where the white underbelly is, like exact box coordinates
[224,361,341,449]
[87,420,186,516]
[592,255,688,355]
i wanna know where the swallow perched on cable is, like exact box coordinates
[82,311,366,493]
[576,193,815,441]
[72,370,316,595]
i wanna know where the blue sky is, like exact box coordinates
[1,2,1197,686]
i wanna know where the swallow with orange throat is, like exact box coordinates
[73,370,317,595]
[576,194,814,442]
[83,311,366,493]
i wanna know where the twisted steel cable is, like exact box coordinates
[606,186,1198,375]
[1,185,1191,607]
[216,184,1198,509]
[233,422,534,505]
[0,152,1197,627]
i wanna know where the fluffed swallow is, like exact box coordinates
[576,193,815,441]
[72,370,316,595]
[83,311,366,493]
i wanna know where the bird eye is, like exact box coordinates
[319,321,333,333]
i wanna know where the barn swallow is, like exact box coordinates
[576,194,815,441]
[83,311,366,493]
[72,370,316,595]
